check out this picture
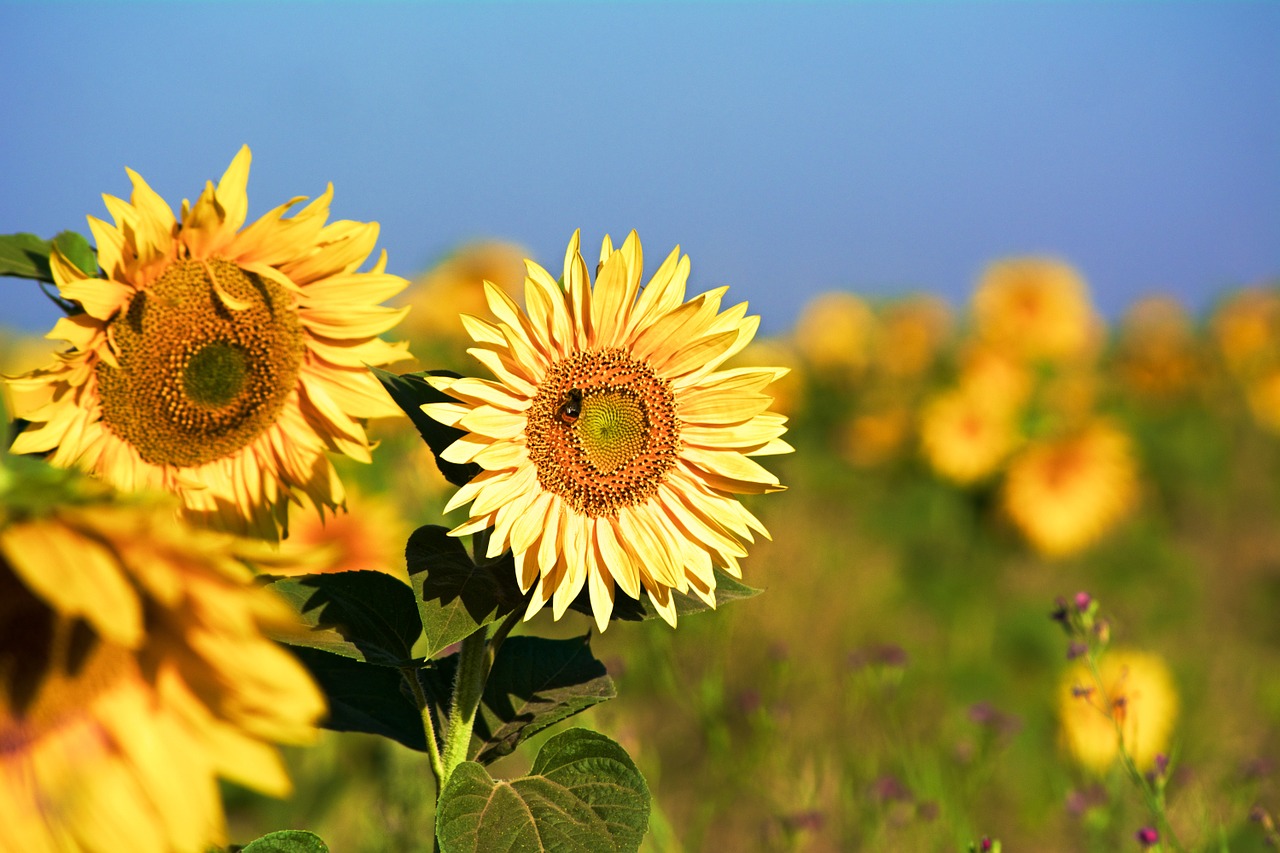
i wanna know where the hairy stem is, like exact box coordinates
[440,624,491,784]
[403,666,445,783]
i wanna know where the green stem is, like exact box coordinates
[403,666,445,783]
[440,624,491,784]
[1084,653,1186,853]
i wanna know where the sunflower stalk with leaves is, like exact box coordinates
[1,178,789,852]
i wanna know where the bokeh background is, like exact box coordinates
[3,3,1280,852]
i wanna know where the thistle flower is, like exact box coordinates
[1059,649,1178,774]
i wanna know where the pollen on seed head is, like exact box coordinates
[96,258,304,468]
[524,348,680,516]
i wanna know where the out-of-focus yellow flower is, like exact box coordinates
[792,291,876,378]
[271,487,412,583]
[841,405,911,469]
[396,241,529,358]
[424,231,790,630]
[0,461,324,853]
[4,147,412,539]
[956,344,1033,416]
[873,295,953,379]
[972,257,1100,363]
[919,389,1018,484]
[1245,368,1280,434]
[1059,649,1178,774]
[1002,421,1138,557]
[1116,296,1202,403]
[1212,286,1280,378]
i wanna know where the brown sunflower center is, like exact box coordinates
[524,348,680,517]
[96,258,304,468]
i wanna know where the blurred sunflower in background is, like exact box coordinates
[1001,420,1138,557]
[1114,295,1203,405]
[972,257,1101,365]
[872,294,953,380]
[269,486,412,583]
[4,146,412,539]
[394,240,528,372]
[1211,286,1280,379]
[1059,649,1178,775]
[792,290,877,381]
[919,388,1019,485]
[0,455,324,853]
[424,230,790,630]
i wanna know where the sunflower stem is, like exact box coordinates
[403,666,445,784]
[440,623,491,787]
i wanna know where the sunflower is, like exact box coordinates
[919,388,1018,485]
[792,291,876,379]
[5,147,412,539]
[1116,296,1202,404]
[270,486,413,583]
[1211,286,1280,378]
[1059,649,1178,774]
[396,240,529,355]
[0,458,324,853]
[972,257,1100,364]
[1001,421,1138,557]
[873,294,953,380]
[423,231,790,630]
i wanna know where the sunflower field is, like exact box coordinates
[2,151,1279,853]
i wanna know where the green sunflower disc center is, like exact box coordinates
[574,391,647,475]
[525,348,681,517]
[183,341,249,406]
[96,258,305,468]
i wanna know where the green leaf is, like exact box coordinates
[237,829,330,853]
[0,233,57,281]
[408,525,525,659]
[0,231,97,282]
[569,568,762,624]
[52,231,98,277]
[267,571,425,666]
[420,635,614,762]
[288,646,427,751]
[475,634,615,764]
[436,728,650,853]
[371,367,479,487]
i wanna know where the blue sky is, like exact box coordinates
[1,2,1276,336]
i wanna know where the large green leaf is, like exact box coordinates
[436,728,650,853]
[569,568,763,624]
[407,524,525,659]
[426,635,615,764]
[267,571,425,666]
[235,829,330,853]
[289,646,427,751]
[0,231,96,282]
[371,367,479,487]
[473,634,615,764]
